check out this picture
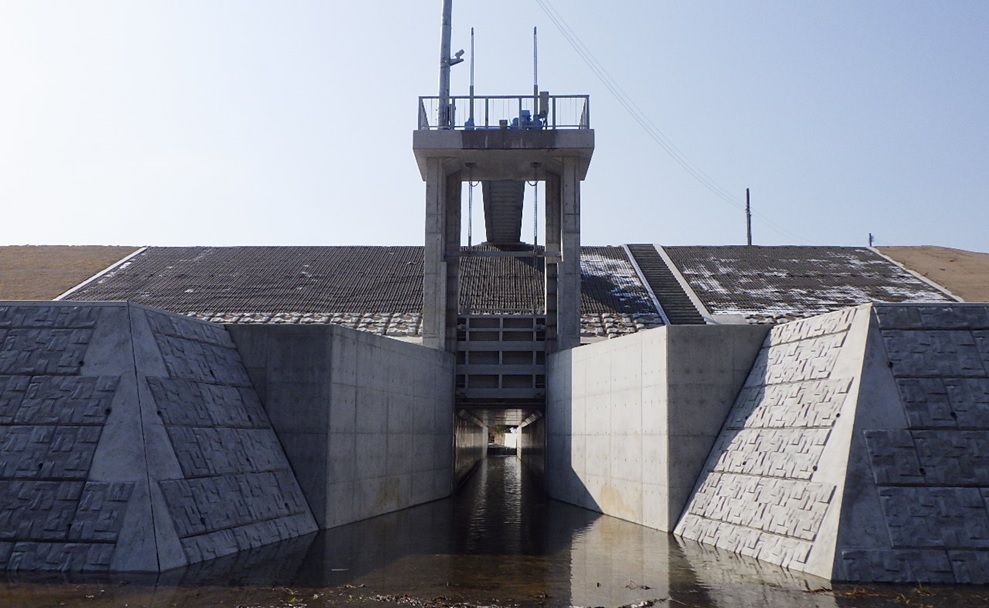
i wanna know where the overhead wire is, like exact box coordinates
[534,0,814,245]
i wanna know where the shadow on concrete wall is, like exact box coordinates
[544,348,603,514]
[518,414,546,479]
[229,323,456,530]
[454,412,487,486]
[544,324,771,532]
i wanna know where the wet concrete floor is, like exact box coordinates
[3,455,989,607]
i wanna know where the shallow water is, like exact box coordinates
[3,456,989,607]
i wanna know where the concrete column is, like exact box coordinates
[544,171,562,353]
[558,157,582,350]
[423,158,448,350]
[444,170,462,353]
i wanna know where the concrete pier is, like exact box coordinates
[413,96,594,354]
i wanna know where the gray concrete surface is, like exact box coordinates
[229,323,456,529]
[9,298,989,583]
[675,303,989,583]
[836,304,989,583]
[675,306,867,579]
[415,117,592,354]
[454,412,486,486]
[411,128,595,182]
[0,302,316,572]
[546,323,768,531]
[518,414,546,478]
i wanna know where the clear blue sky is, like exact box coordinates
[2,1,987,252]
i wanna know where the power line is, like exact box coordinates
[534,0,814,245]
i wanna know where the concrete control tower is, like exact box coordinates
[413,1,594,426]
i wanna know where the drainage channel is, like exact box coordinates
[4,457,989,607]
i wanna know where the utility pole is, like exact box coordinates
[438,0,454,129]
[746,188,752,246]
[437,1,464,128]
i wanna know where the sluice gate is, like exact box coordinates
[455,314,546,426]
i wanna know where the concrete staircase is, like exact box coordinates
[626,244,705,325]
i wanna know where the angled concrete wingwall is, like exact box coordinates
[229,324,456,529]
[837,304,989,582]
[0,303,316,572]
[674,306,868,579]
[546,324,768,531]
[675,303,989,583]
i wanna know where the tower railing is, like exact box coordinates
[418,94,590,130]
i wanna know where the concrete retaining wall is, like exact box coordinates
[546,324,768,531]
[836,304,989,583]
[518,415,546,478]
[675,304,989,583]
[0,303,316,572]
[229,324,455,529]
[675,307,867,579]
[454,412,486,486]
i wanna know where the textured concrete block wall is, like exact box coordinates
[675,303,989,583]
[230,324,455,529]
[834,304,989,583]
[546,324,766,531]
[140,309,316,566]
[0,305,131,571]
[675,307,866,579]
[0,303,316,572]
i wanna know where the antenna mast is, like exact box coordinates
[469,27,475,124]
[533,27,539,109]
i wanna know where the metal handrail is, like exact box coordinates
[418,94,590,130]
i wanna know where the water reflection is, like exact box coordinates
[3,457,989,607]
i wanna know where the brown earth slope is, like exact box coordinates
[0,246,139,300]
[878,246,989,302]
